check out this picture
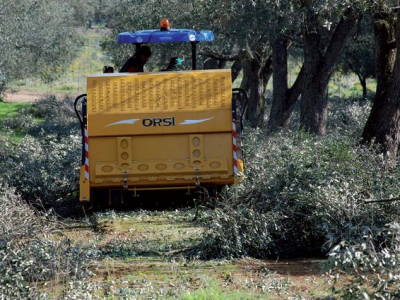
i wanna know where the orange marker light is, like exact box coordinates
[160,18,171,31]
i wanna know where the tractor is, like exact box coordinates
[74,19,246,207]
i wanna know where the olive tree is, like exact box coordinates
[194,0,361,131]
[200,0,275,126]
[362,1,400,165]
[340,14,376,100]
[266,2,304,132]
[69,0,115,28]
[268,1,371,134]
[300,3,360,135]
[0,0,80,93]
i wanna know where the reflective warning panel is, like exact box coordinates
[87,70,232,114]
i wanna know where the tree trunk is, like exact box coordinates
[268,35,304,132]
[356,73,367,99]
[362,12,400,164]
[241,52,272,127]
[231,58,242,83]
[203,57,219,69]
[200,49,271,127]
[198,51,242,82]
[300,8,358,135]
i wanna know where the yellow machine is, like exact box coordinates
[74,22,246,205]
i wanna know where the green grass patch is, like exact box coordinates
[0,101,31,120]
[6,131,26,143]
[0,128,26,143]
[181,281,264,300]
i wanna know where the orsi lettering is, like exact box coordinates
[142,117,176,127]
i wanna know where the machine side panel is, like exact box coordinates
[88,133,234,188]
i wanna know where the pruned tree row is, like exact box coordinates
[0,0,81,90]
[99,0,400,164]
[3,1,400,161]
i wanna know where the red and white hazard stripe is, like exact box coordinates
[232,121,238,174]
[84,125,89,180]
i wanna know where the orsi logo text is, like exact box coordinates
[142,117,176,127]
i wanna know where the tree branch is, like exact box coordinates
[261,55,273,82]
[319,11,358,84]
[286,65,305,109]
[199,51,238,61]
[231,59,242,82]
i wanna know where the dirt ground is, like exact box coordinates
[52,210,344,299]
[3,88,69,102]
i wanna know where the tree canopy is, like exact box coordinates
[0,0,80,93]
[4,0,400,162]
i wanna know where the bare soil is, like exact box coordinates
[3,88,69,102]
[54,210,344,299]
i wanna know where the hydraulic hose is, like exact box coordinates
[74,94,87,165]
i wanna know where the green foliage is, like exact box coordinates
[328,222,400,298]
[0,1,81,93]
[69,0,115,27]
[0,134,80,206]
[0,184,96,298]
[0,96,81,206]
[339,12,376,99]
[9,29,113,94]
[1,95,78,135]
[102,0,294,69]
[327,97,372,136]
[0,101,31,120]
[341,33,376,80]
[196,100,400,260]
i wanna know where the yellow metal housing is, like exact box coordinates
[80,69,240,202]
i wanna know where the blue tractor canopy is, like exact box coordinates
[118,29,215,44]
[117,19,215,70]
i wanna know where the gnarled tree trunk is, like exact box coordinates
[268,34,304,132]
[362,11,400,165]
[358,74,367,99]
[199,51,242,82]
[300,8,358,135]
[230,58,242,82]
[240,50,272,127]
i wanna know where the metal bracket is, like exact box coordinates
[123,172,128,190]
[195,169,200,187]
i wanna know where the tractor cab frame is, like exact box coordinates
[118,24,215,71]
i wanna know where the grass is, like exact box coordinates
[0,101,31,120]
[329,72,376,99]
[0,100,41,142]
[0,101,30,142]
[181,281,264,300]
[2,131,27,143]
